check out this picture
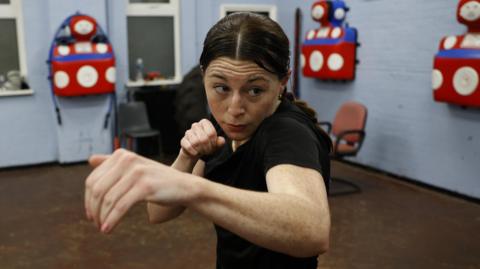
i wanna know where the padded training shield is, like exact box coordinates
[48,13,116,97]
[433,0,480,107]
[301,0,358,81]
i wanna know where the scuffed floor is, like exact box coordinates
[0,160,479,269]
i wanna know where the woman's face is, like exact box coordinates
[203,57,289,144]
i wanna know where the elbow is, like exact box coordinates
[292,236,329,258]
[316,235,330,255]
[288,227,330,258]
[300,235,330,257]
[314,225,330,255]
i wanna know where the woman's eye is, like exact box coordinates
[213,86,228,93]
[248,88,263,96]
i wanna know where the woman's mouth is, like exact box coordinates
[225,123,247,133]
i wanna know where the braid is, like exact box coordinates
[281,89,319,123]
[292,99,319,123]
[281,89,332,153]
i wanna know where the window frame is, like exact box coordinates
[125,0,182,87]
[0,0,32,96]
[219,4,277,21]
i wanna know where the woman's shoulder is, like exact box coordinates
[261,101,313,133]
[257,110,316,144]
[257,101,332,153]
[261,113,307,133]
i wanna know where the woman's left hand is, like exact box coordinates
[84,149,194,233]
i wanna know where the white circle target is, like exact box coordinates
[96,43,108,54]
[106,67,116,83]
[309,50,324,72]
[444,36,457,50]
[453,67,479,96]
[312,6,325,20]
[54,71,69,89]
[328,53,344,71]
[77,65,98,88]
[432,69,443,90]
[57,46,70,56]
[331,27,342,39]
[334,8,346,20]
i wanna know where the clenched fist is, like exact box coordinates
[180,119,225,159]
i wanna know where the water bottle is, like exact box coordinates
[135,57,144,81]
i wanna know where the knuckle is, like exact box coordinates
[85,178,94,189]
[91,185,104,199]
[114,203,127,215]
[199,136,209,144]
[202,142,211,148]
[131,164,145,179]
[185,129,194,138]
[119,151,136,164]
[180,138,188,147]
[181,141,191,151]
[191,122,200,129]
[138,178,154,195]
[103,194,114,206]
[207,131,216,139]
[103,198,113,207]
[186,145,195,152]
[113,148,127,156]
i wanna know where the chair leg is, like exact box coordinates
[329,177,362,196]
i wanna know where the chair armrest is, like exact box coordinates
[318,121,332,134]
[334,129,366,157]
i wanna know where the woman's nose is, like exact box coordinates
[227,92,245,117]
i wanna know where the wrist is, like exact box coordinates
[178,148,200,164]
[180,173,207,207]
[171,149,200,173]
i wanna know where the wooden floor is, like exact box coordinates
[0,160,479,269]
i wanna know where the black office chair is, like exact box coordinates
[118,101,162,156]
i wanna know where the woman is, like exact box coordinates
[84,12,332,269]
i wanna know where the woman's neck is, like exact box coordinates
[231,140,245,152]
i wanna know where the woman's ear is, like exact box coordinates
[280,69,292,88]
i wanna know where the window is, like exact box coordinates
[219,4,277,21]
[0,0,31,96]
[126,0,181,86]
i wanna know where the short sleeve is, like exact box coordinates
[261,117,325,175]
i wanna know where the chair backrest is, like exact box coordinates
[118,101,152,133]
[332,101,367,143]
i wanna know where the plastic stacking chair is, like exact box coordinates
[319,101,367,196]
[118,101,162,156]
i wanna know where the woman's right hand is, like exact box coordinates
[180,119,225,160]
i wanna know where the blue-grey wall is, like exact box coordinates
[0,0,198,166]
[0,0,478,199]
[0,0,115,166]
[279,0,480,199]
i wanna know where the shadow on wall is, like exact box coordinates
[447,104,480,121]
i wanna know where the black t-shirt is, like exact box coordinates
[202,100,331,269]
